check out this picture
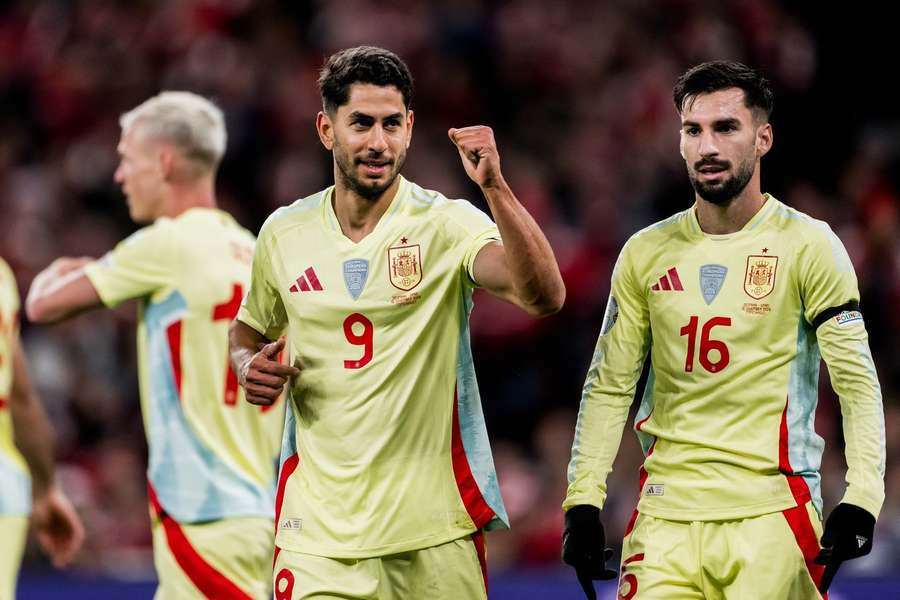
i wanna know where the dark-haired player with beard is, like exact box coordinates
[561,61,885,599]
[229,46,564,599]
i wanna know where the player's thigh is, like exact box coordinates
[718,504,824,600]
[273,547,378,600]
[0,515,27,600]
[618,513,705,600]
[380,532,488,600]
[152,514,274,600]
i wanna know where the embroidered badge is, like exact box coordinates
[388,243,422,291]
[699,264,728,305]
[343,259,369,300]
[743,255,778,300]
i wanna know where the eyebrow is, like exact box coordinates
[348,111,404,121]
[681,118,741,128]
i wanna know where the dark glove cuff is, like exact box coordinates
[565,504,602,530]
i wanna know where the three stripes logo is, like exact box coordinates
[289,267,324,293]
[651,267,683,291]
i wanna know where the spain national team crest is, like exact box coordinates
[743,255,778,299]
[388,243,422,291]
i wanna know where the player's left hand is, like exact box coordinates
[31,486,85,568]
[814,503,875,593]
[448,126,504,190]
[562,504,618,600]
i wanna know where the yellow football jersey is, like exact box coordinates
[84,208,284,523]
[565,196,885,521]
[238,176,510,558]
[0,258,29,516]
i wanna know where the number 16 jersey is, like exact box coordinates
[238,177,510,558]
[565,196,885,522]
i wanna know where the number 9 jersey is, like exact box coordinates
[564,196,885,523]
[238,176,510,558]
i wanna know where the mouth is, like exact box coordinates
[357,159,391,177]
[696,163,729,180]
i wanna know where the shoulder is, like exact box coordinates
[769,199,850,260]
[624,207,692,253]
[259,189,330,241]
[404,180,494,231]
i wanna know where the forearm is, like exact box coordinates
[9,341,54,498]
[481,179,565,314]
[817,320,886,517]
[26,260,100,323]
[229,319,269,384]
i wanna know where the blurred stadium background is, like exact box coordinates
[1,1,898,598]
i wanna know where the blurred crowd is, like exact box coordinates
[1,0,898,578]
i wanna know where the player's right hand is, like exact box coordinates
[239,336,300,406]
[562,504,618,600]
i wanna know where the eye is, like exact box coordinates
[685,126,700,136]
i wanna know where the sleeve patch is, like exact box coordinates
[600,296,619,335]
[835,310,863,327]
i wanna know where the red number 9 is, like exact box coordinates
[274,568,295,600]
[343,313,374,369]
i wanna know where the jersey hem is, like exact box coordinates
[637,493,798,522]
[273,526,478,559]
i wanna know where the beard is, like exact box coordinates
[687,157,755,206]
[333,139,406,201]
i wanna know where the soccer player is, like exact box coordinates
[26,92,284,599]
[229,46,565,599]
[562,61,885,600]
[1,257,84,599]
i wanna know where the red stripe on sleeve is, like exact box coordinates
[451,388,496,529]
[667,268,683,291]
[147,483,253,600]
[165,321,183,399]
[304,268,323,291]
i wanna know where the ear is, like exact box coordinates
[158,147,177,181]
[405,109,415,149]
[678,129,687,162]
[316,111,334,151]
[756,122,773,158]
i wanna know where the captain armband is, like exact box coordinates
[812,300,862,330]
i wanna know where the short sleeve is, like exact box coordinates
[83,222,173,307]
[236,223,288,340]
[443,199,501,287]
[799,224,860,326]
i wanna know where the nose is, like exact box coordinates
[698,130,719,158]
[114,163,125,184]
[367,125,388,154]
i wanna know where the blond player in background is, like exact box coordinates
[26,92,283,599]
[0,257,83,600]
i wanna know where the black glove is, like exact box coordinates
[813,503,875,593]
[562,505,618,600]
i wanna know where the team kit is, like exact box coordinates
[0,47,884,600]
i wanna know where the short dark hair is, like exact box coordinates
[318,46,413,114]
[673,60,774,121]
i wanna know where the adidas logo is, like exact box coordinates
[857,534,868,548]
[290,267,324,293]
[651,267,684,291]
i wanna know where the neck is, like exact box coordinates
[695,171,765,235]
[332,172,402,243]
[159,177,217,219]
